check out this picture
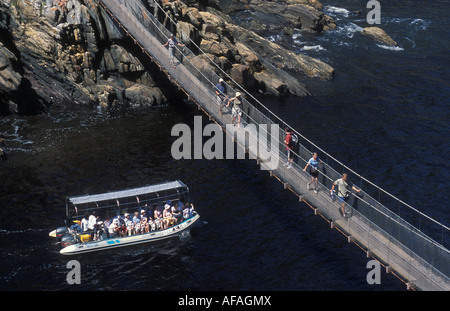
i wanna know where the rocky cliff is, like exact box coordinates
[0,0,336,115]
[0,0,170,115]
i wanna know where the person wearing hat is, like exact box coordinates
[124,212,135,236]
[140,209,149,233]
[162,204,174,229]
[215,78,228,116]
[226,91,243,127]
[162,34,185,67]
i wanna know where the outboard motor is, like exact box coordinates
[49,227,69,239]
[61,234,78,247]
[55,227,69,238]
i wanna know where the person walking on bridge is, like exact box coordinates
[162,34,185,68]
[215,78,228,116]
[303,152,323,193]
[331,173,361,217]
[227,92,243,128]
[283,128,294,169]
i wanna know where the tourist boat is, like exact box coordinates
[49,180,200,255]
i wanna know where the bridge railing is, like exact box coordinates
[103,0,450,286]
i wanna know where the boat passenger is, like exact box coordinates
[133,211,141,234]
[185,203,195,218]
[124,213,134,236]
[154,207,163,230]
[172,204,182,224]
[183,205,190,220]
[140,209,149,233]
[163,204,174,229]
[96,220,108,240]
[191,204,195,218]
[81,214,89,232]
[88,211,97,231]
[108,218,119,238]
[135,218,142,235]
[103,219,111,238]
[133,211,140,223]
[177,201,184,213]
[144,204,152,217]
[148,217,156,231]
[117,215,127,237]
[70,221,82,234]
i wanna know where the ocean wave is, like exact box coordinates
[410,18,430,30]
[334,22,363,38]
[384,17,430,30]
[324,5,350,18]
[301,45,326,52]
[377,44,404,51]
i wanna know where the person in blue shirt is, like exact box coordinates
[215,78,227,116]
[303,152,323,193]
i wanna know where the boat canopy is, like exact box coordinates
[68,180,188,206]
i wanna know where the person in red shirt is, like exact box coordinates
[284,128,294,169]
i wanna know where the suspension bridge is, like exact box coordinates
[94,0,449,290]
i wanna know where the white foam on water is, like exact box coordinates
[410,18,430,30]
[0,228,48,235]
[301,45,326,52]
[332,22,363,39]
[377,44,404,51]
[266,34,282,42]
[325,5,350,18]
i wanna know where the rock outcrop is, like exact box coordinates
[219,0,336,33]
[0,0,336,115]
[151,0,334,97]
[0,0,170,114]
[362,27,398,47]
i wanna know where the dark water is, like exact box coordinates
[0,0,448,291]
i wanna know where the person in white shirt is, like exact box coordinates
[124,213,134,236]
[108,217,119,237]
[88,212,97,231]
[81,215,89,232]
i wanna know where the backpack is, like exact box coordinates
[291,133,298,146]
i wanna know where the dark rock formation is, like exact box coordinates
[0,0,336,115]
[0,0,171,115]
[219,0,336,33]
[151,0,334,97]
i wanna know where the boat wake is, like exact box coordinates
[0,228,48,235]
